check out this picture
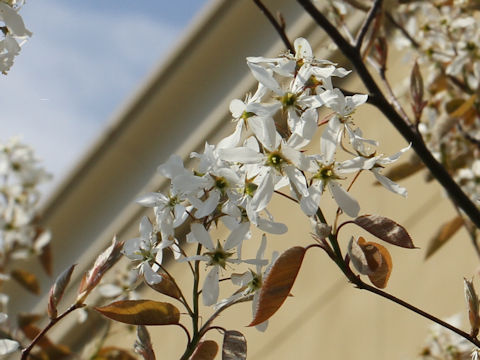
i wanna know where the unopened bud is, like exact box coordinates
[464,277,480,337]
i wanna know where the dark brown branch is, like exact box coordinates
[355,0,383,51]
[253,0,294,53]
[297,0,480,230]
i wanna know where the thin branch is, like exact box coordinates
[385,11,420,49]
[21,303,84,360]
[379,67,412,125]
[252,0,294,53]
[297,0,480,230]
[355,0,383,50]
[350,275,480,348]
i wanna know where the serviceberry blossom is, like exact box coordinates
[0,1,31,74]
[126,36,408,313]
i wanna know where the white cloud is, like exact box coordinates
[0,0,180,196]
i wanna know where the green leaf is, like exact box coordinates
[191,340,218,360]
[248,246,306,327]
[11,268,40,295]
[425,215,464,259]
[222,330,247,360]
[354,215,415,248]
[95,300,180,326]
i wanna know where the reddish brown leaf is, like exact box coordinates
[94,347,137,360]
[348,237,393,289]
[48,264,76,319]
[354,215,415,248]
[248,246,306,327]
[222,330,247,360]
[364,242,393,289]
[95,300,179,326]
[147,274,181,300]
[191,340,218,360]
[11,269,40,295]
[425,215,464,259]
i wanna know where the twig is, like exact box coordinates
[296,0,480,230]
[385,12,420,49]
[350,274,480,348]
[21,303,84,360]
[355,0,383,51]
[252,0,294,53]
[379,67,412,125]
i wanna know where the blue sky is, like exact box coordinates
[0,0,208,195]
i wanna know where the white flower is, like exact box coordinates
[181,223,264,306]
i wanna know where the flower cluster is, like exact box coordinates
[0,137,50,356]
[390,1,480,205]
[0,137,51,264]
[124,37,408,320]
[0,0,31,74]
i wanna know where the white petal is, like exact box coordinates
[0,3,31,37]
[256,217,288,234]
[190,223,214,250]
[0,338,19,355]
[194,190,220,218]
[300,182,323,216]
[217,120,244,149]
[139,216,153,237]
[230,99,246,118]
[203,267,220,306]
[136,192,167,207]
[143,263,164,285]
[294,37,313,59]
[224,222,250,250]
[328,181,359,217]
[372,169,408,197]
[218,147,264,164]
[250,171,274,213]
[320,116,342,164]
[247,62,283,95]
[284,165,308,197]
[249,116,278,151]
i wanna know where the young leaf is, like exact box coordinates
[11,269,40,294]
[425,215,464,259]
[248,246,306,327]
[134,325,156,360]
[95,300,180,326]
[348,237,393,288]
[353,215,415,248]
[464,278,480,337]
[191,340,218,360]
[147,274,181,300]
[48,264,76,319]
[222,330,247,360]
[365,242,393,289]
